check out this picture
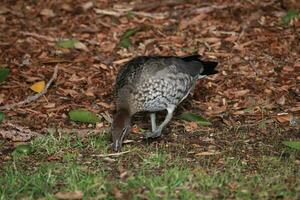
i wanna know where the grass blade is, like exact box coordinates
[120,28,139,48]
[282,141,300,150]
[0,68,10,82]
[0,112,4,122]
[179,112,212,126]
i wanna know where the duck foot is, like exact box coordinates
[145,129,162,139]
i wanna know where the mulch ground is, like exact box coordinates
[0,0,299,153]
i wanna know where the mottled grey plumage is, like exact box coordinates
[111,55,218,151]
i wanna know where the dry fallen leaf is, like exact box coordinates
[276,95,286,105]
[131,125,141,134]
[179,14,207,30]
[275,113,291,123]
[82,2,93,11]
[30,81,45,93]
[195,151,221,156]
[44,103,56,108]
[184,121,199,132]
[54,190,83,200]
[0,93,4,104]
[40,8,55,17]
[74,41,88,51]
[112,187,123,199]
[233,89,250,98]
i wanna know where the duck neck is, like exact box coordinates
[114,108,131,125]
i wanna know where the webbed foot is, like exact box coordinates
[145,129,162,139]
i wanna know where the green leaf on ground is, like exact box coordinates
[179,112,212,126]
[282,10,299,25]
[120,28,139,48]
[127,11,135,18]
[0,112,4,122]
[283,141,300,150]
[13,144,33,156]
[0,68,10,82]
[69,109,100,124]
[57,39,80,49]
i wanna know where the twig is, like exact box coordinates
[91,150,131,157]
[133,11,168,20]
[0,122,41,141]
[20,31,58,42]
[20,31,100,46]
[46,127,109,137]
[94,8,168,19]
[0,65,58,110]
[191,4,234,14]
[100,111,113,124]
[133,0,184,11]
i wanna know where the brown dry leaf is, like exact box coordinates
[131,125,141,134]
[179,14,207,30]
[85,90,95,97]
[101,41,116,53]
[195,151,221,156]
[233,41,253,51]
[61,4,72,11]
[202,37,221,43]
[74,41,88,51]
[123,139,135,144]
[96,101,113,109]
[54,191,83,200]
[205,106,227,115]
[99,63,108,70]
[233,89,250,98]
[289,106,300,112]
[184,121,198,132]
[82,2,94,11]
[276,95,286,105]
[283,66,294,72]
[228,182,238,191]
[0,93,4,104]
[44,103,56,108]
[275,113,291,123]
[40,8,55,17]
[113,57,131,65]
[0,123,40,141]
[69,74,85,82]
[0,6,10,14]
[63,89,79,97]
[295,61,300,68]
[112,187,123,199]
[120,171,128,179]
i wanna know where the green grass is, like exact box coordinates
[0,133,299,199]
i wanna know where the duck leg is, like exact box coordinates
[146,105,176,138]
[150,113,157,132]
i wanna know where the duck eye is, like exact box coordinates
[122,127,127,133]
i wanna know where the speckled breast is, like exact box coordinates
[132,72,195,112]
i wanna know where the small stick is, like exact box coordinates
[20,31,58,42]
[91,150,131,157]
[0,65,58,110]
[20,31,100,46]
[94,8,167,19]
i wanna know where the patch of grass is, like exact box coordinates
[192,157,300,199]
[0,132,299,199]
[123,167,192,199]
[0,162,108,199]
[31,133,73,155]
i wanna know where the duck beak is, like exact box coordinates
[112,139,122,152]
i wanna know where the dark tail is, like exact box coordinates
[182,55,218,75]
[200,61,218,75]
